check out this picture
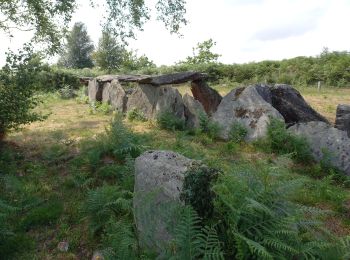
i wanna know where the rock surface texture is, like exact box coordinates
[183,94,206,128]
[289,121,350,175]
[88,79,103,102]
[270,84,329,126]
[212,85,283,141]
[335,104,350,137]
[127,84,185,120]
[133,150,194,252]
[109,80,128,112]
[191,79,222,115]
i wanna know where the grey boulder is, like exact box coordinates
[126,84,184,120]
[183,94,206,129]
[88,79,103,102]
[335,104,350,137]
[133,150,194,252]
[270,84,329,126]
[212,85,284,141]
[109,80,128,113]
[289,121,350,175]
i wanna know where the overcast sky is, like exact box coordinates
[1,0,350,66]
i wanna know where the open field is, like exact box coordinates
[2,86,350,259]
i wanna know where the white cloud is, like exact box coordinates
[0,0,349,66]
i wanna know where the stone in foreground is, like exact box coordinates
[270,84,329,126]
[335,104,350,137]
[212,85,283,141]
[289,121,350,175]
[133,150,194,252]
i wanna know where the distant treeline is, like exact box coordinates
[137,50,350,87]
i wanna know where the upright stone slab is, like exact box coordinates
[127,84,185,120]
[289,121,350,176]
[270,84,329,126]
[191,79,222,115]
[88,79,102,102]
[109,79,128,113]
[102,82,112,103]
[183,94,206,129]
[133,150,194,252]
[212,85,284,141]
[335,104,350,137]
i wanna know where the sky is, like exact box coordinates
[0,0,350,66]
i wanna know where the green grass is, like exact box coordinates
[1,91,350,259]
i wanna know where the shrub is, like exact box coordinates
[89,102,112,115]
[84,115,144,167]
[20,200,63,230]
[213,163,344,259]
[157,110,186,131]
[180,163,220,219]
[127,108,147,122]
[0,48,44,140]
[84,185,132,234]
[58,84,76,99]
[75,86,89,104]
[262,118,313,163]
[199,112,221,139]
[166,206,224,259]
[228,122,248,143]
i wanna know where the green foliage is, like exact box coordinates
[127,108,147,122]
[228,123,248,143]
[75,86,89,104]
[0,47,45,138]
[102,219,138,260]
[89,102,113,115]
[20,200,63,230]
[58,22,94,69]
[58,84,76,99]
[157,111,186,131]
[167,206,224,259]
[181,164,220,219]
[86,114,144,164]
[212,163,343,259]
[199,113,221,139]
[258,118,313,164]
[84,185,133,234]
[182,39,221,65]
[94,30,126,72]
[120,50,156,72]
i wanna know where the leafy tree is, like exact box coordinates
[0,0,187,52]
[94,31,125,72]
[183,39,221,64]
[0,1,186,138]
[0,46,45,141]
[58,22,94,69]
[121,50,156,71]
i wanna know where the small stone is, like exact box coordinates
[57,241,69,252]
[92,251,104,260]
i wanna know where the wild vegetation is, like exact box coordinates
[1,1,350,259]
[1,86,350,259]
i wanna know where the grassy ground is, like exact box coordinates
[1,86,350,259]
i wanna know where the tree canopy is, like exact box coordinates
[58,22,94,69]
[94,31,126,72]
[0,0,187,54]
[182,39,221,64]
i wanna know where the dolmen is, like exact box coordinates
[86,72,350,175]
